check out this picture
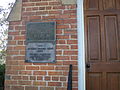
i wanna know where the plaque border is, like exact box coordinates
[25,22,56,63]
[25,41,56,63]
[26,22,56,43]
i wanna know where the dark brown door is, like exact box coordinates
[84,0,120,90]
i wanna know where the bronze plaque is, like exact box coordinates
[25,22,56,63]
[26,22,55,42]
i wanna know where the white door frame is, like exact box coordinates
[77,0,86,90]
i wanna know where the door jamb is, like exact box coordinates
[77,0,86,90]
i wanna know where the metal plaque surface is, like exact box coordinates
[26,42,55,63]
[26,22,55,42]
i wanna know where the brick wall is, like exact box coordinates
[5,0,78,90]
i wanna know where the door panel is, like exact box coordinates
[105,16,119,60]
[87,73,102,90]
[103,0,116,10]
[85,0,99,10]
[84,0,120,90]
[107,73,120,90]
[87,16,101,61]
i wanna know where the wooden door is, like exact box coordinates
[84,0,120,90]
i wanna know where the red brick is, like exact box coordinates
[60,77,67,81]
[15,26,25,30]
[14,36,25,40]
[57,40,66,44]
[6,60,18,65]
[40,87,54,90]
[14,46,25,50]
[23,2,35,6]
[55,66,68,70]
[64,30,77,34]
[22,76,29,80]
[32,7,39,10]
[57,25,69,29]
[36,11,48,15]
[8,41,16,45]
[23,12,36,16]
[56,35,69,39]
[48,82,62,86]
[71,35,77,39]
[13,56,25,60]
[67,40,78,44]
[33,71,46,75]
[56,50,62,55]
[29,16,42,20]
[36,2,48,6]
[12,76,22,80]
[39,7,45,10]
[42,15,56,19]
[19,71,32,75]
[71,45,78,49]
[5,80,17,85]
[30,76,36,80]
[52,77,59,81]
[41,66,54,70]
[5,70,18,75]
[10,21,21,25]
[18,81,32,85]
[20,51,25,55]
[37,76,43,80]
[53,6,65,9]
[63,61,78,65]
[45,76,51,81]
[33,81,46,86]
[71,56,78,60]
[56,30,62,34]
[49,1,61,5]
[8,31,19,35]
[11,86,24,90]
[49,10,62,14]
[8,66,25,71]
[56,87,67,90]
[17,41,24,45]
[56,45,69,49]
[56,56,70,60]
[63,10,76,14]
[64,51,78,55]
[7,51,19,55]
[26,66,39,70]
[25,86,38,90]
[46,6,52,10]
[48,71,62,76]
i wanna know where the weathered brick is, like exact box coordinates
[26,66,39,70]
[33,71,46,75]
[33,81,46,86]
[41,66,54,70]
[19,71,32,75]
[40,87,54,90]
[25,86,38,90]
[64,51,78,55]
[45,76,51,81]
[48,82,62,86]
[6,0,78,90]
[52,77,59,81]
[18,81,32,85]
[11,86,24,90]
[48,71,62,76]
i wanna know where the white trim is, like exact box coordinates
[77,0,86,90]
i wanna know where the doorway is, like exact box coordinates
[84,0,120,90]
